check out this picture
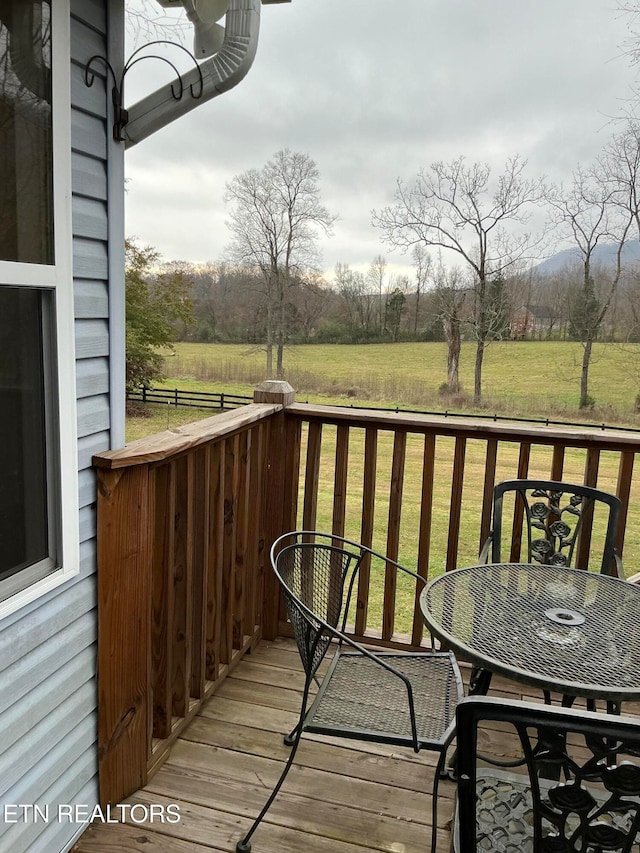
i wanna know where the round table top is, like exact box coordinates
[420,562,640,701]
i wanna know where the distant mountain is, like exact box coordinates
[534,240,640,276]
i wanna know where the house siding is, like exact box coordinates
[0,2,119,851]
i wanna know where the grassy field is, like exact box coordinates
[158,340,640,422]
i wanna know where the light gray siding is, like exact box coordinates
[0,2,120,851]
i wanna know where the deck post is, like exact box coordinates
[96,465,151,807]
[254,381,297,639]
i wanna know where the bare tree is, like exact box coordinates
[225,149,336,377]
[373,155,546,401]
[546,161,633,407]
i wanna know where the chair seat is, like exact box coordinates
[454,767,640,853]
[305,649,461,749]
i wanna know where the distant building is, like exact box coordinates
[511,305,556,339]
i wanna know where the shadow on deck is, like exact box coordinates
[75,637,633,853]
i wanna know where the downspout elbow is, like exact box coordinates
[123,0,261,148]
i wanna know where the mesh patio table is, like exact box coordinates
[420,562,640,704]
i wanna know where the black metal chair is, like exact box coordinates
[479,479,623,577]
[454,695,640,853]
[236,531,464,853]
[474,480,624,704]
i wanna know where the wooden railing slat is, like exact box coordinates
[246,426,262,634]
[616,450,635,559]
[411,434,436,646]
[221,436,239,664]
[172,455,193,719]
[509,442,531,562]
[332,424,350,538]
[356,428,378,637]
[190,447,210,700]
[151,463,174,739]
[479,439,498,558]
[446,437,467,571]
[235,431,250,647]
[206,441,225,682]
[576,448,601,569]
[383,431,407,640]
[551,445,565,480]
[302,422,322,532]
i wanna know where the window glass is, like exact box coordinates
[0,287,53,586]
[0,1,53,264]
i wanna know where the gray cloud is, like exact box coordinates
[125,0,635,277]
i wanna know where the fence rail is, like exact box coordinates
[127,387,253,410]
[130,385,640,435]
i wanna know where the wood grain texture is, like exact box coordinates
[446,436,467,571]
[412,433,436,646]
[356,428,378,637]
[616,450,635,559]
[383,430,406,641]
[509,443,531,562]
[93,404,281,469]
[150,463,174,740]
[479,438,498,557]
[97,466,151,807]
[78,637,634,853]
[331,424,350,538]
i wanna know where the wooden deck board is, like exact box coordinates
[72,637,635,853]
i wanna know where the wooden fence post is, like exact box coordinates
[254,381,297,640]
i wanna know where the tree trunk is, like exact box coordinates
[474,340,485,403]
[444,317,461,393]
[580,337,593,408]
[276,274,286,379]
[265,292,274,379]
[276,344,284,378]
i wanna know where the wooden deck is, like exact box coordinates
[72,638,637,853]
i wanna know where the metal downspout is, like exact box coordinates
[123,0,261,147]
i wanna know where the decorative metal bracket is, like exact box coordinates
[84,41,204,142]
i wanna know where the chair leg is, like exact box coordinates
[432,748,449,853]
[236,724,305,852]
[284,719,302,746]
[237,666,317,853]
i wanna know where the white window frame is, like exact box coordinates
[0,0,79,619]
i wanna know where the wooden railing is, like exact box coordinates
[93,382,297,807]
[280,403,640,648]
[94,384,640,805]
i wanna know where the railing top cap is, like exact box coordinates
[93,403,281,469]
[284,402,640,446]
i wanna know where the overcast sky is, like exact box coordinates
[124,0,637,278]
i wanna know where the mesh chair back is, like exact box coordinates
[456,696,640,853]
[490,479,622,574]
[274,540,362,680]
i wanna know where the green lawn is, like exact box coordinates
[158,340,640,422]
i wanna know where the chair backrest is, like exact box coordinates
[489,479,621,574]
[271,533,365,680]
[456,696,640,853]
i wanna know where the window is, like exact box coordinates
[0,0,77,617]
